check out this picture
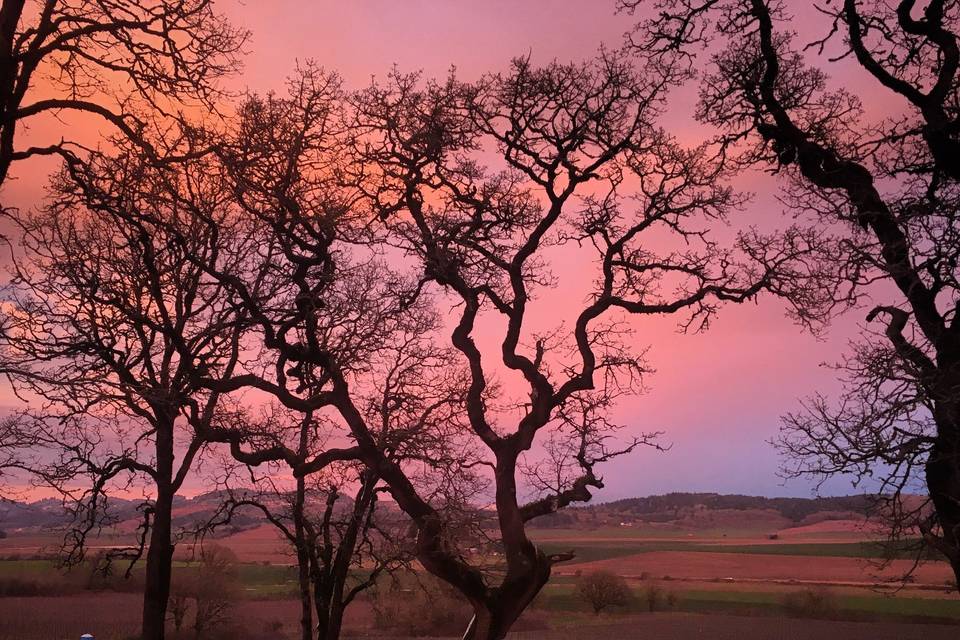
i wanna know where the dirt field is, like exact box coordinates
[0,593,374,639]
[556,550,956,587]
[508,613,960,640]
[1,596,957,640]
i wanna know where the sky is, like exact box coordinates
[225,0,894,500]
[1,0,903,501]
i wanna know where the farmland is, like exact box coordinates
[1,509,959,639]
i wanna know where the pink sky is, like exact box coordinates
[226,1,892,499]
[2,1,901,499]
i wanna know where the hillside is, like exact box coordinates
[528,492,879,531]
[0,489,355,536]
[1,491,882,537]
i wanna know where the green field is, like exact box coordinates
[535,539,936,564]
[535,584,960,623]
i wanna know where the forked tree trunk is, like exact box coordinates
[448,451,556,640]
[460,542,553,640]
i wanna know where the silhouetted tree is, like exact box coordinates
[224,470,405,640]
[187,543,238,638]
[205,416,417,640]
[0,146,252,640]
[84,67,484,640]
[0,0,245,188]
[632,0,960,588]
[349,53,806,639]
[17,56,806,640]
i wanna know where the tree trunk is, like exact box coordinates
[462,608,497,640]
[141,483,175,640]
[0,0,26,188]
[459,453,553,640]
[142,420,176,640]
[460,543,552,636]
[461,556,551,640]
[927,423,960,591]
[323,603,344,640]
[461,583,546,640]
[312,578,333,640]
[293,476,313,640]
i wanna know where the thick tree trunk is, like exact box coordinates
[296,551,313,640]
[460,453,553,640]
[927,421,960,592]
[461,572,549,640]
[141,483,175,640]
[0,0,26,188]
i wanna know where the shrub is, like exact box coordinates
[0,577,43,596]
[263,618,284,633]
[168,593,191,633]
[170,544,239,638]
[575,570,632,615]
[640,582,662,612]
[370,575,468,636]
[781,587,838,618]
[0,574,83,596]
[637,580,680,612]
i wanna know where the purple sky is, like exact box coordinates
[2,1,901,499]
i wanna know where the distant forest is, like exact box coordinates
[532,493,876,528]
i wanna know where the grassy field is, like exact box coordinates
[1,523,958,638]
[534,537,936,564]
[535,583,960,623]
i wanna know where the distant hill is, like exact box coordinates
[0,489,361,536]
[1,490,883,537]
[528,492,879,530]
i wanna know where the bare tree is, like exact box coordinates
[575,570,632,615]
[188,543,238,638]
[73,66,484,640]
[211,463,410,640]
[0,415,28,499]
[168,591,191,634]
[0,63,477,640]
[82,58,802,639]
[632,0,960,587]
[0,0,245,188]
[0,145,251,640]
[348,54,804,639]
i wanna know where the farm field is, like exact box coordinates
[2,518,959,638]
[2,594,959,640]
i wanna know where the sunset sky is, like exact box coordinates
[2,0,901,501]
